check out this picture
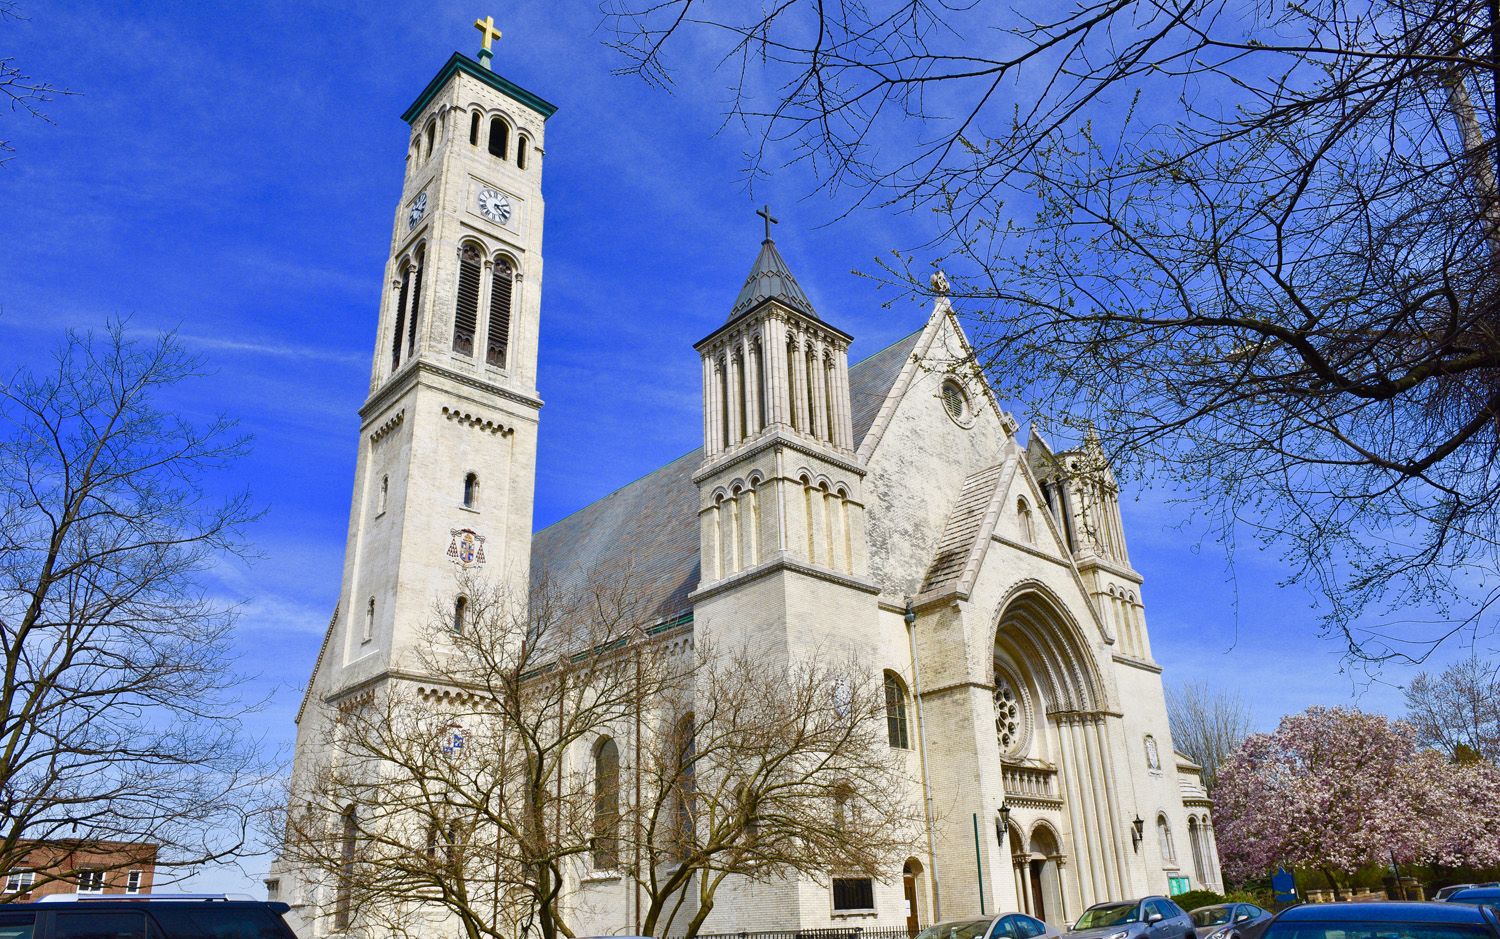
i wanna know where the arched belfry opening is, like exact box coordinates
[994,584,1128,912]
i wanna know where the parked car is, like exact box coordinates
[1067,897,1195,939]
[1258,901,1500,939]
[1189,903,1275,939]
[917,913,1063,939]
[1448,887,1500,907]
[0,896,297,939]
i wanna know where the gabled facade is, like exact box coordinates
[274,40,1221,939]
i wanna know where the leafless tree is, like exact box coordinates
[283,566,685,939]
[601,0,1500,663]
[285,566,922,939]
[628,645,924,939]
[1165,682,1256,792]
[1404,655,1500,762]
[1,2,75,164]
[0,323,272,899]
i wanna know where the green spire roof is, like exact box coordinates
[727,238,818,323]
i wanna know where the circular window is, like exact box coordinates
[941,380,973,427]
[993,663,1033,757]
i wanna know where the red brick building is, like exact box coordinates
[2,841,158,900]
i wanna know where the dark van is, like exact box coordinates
[0,897,298,939]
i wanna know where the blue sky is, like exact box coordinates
[3,0,1487,892]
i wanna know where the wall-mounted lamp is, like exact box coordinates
[1131,815,1145,852]
[1000,802,1012,828]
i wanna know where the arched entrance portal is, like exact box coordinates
[994,584,1129,911]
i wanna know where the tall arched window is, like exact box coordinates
[1018,498,1034,543]
[463,472,478,508]
[469,110,481,146]
[718,359,730,450]
[488,117,508,158]
[378,476,388,514]
[453,245,482,355]
[517,135,529,169]
[424,121,436,160]
[672,714,696,857]
[884,671,910,749]
[824,357,837,441]
[1188,816,1206,884]
[487,257,513,368]
[805,350,818,437]
[1157,814,1176,862]
[406,246,424,359]
[593,737,620,869]
[391,263,412,371]
[735,354,747,440]
[363,598,374,642]
[452,596,467,635]
[336,805,356,928]
[787,337,800,429]
[752,340,766,432]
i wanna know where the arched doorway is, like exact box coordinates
[1028,824,1066,927]
[902,858,927,935]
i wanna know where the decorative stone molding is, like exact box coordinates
[370,409,406,444]
[442,405,513,436]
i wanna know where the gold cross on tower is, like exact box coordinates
[474,15,502,68]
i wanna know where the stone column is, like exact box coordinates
[1054,717,1096,908]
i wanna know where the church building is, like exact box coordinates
[271,27,1222,939]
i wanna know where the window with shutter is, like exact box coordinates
[453,245,481,355]
[391,267,411,370]
[487,259,512,367]
[406,249,424,358]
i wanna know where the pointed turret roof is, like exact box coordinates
[727,238,818,323]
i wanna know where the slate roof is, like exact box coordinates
[530,328,924,621]
[726,239,818,323]
[921,462,1007,595]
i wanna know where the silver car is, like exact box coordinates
[917,913,1064,939]
[1067,897,1195,939]
[1189,903,1274,939]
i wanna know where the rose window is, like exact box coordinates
[993,665,1032,757]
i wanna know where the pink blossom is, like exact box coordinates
[1215,706,1500,883]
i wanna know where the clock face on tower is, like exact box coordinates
[477,188,512,225]
[407,191,427,230]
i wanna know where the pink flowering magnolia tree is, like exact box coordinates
[1215,706,1500,896]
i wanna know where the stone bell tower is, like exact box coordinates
[689,210,880,664]
[334,23,557,688]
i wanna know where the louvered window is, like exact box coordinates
[453,245,481,355]
[406,255,423,358]
[488,118,508,158]
[391,268,411,370]
[487,259,513,367]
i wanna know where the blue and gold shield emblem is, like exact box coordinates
[446,528,487,567]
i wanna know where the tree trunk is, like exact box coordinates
[1322,867,1345,902]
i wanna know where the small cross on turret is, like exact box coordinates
[756,204,779,243]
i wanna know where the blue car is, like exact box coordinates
[1448,888,1500,907]
[1259,901,1500,939]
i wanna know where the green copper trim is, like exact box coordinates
[402,52,558,125]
